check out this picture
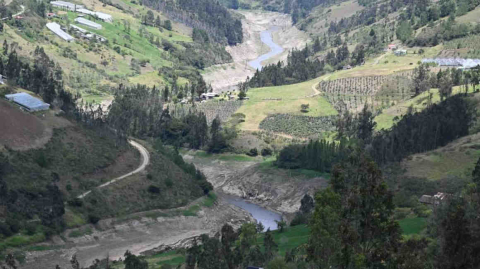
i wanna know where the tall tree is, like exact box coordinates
[264,228,278,262]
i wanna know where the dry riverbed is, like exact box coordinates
[202,10,310,93]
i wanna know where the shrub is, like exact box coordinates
[67,198,84,207]
[246,148,258,156]
[25,223,37,236]
[261,148,273,156]
[88,214,100,224]
[147,185,160,194]
[0,222,12,237]
[165,178,173,188]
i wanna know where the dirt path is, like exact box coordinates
[77,140,150,199]
[1,5,24,20]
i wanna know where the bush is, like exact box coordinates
[246,148,258,157]
[88,214,100,224]
[25,223,37,236]
[67,198,84,207]
[261,148,273,156]
[0,222,12,237]
[290,213,308,226]
[165,178,173,188]
[147,185,160,194]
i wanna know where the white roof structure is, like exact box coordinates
[74,17,102,30]
[70,24,87,33]
[50,1,83,11]
[95,12,112,22]
[46,22,74,42]
[76,8,112,22]
[422,58,480,69]
[76,8,95,15]
[5,92,50,111]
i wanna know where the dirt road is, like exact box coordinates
[77,140,150,199]
[1,5,24,20]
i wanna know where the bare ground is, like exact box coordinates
[202,10,309,93]
[183,152,328,217]
[22,198,254,269]
[0,99,71,151]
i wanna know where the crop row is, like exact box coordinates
[318,71,413,96]
[171,100,243,124]
[259,114,338,138]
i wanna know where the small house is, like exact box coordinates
[0,74,5,85]
[419,192,450,206]
[46,13,56,18]
[388,44,397,50]
[343,65,352,70]
[5,92,50,112]
[394,49,407,56]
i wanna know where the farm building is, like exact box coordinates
[419,192,450,206]
[76,9,113,22]
[394,49,407,56]
[46,12,56,18]
[421,58,480,69]
[70,24,88,33]
[46,22,74,42]
[387,44,397,50]
[5,93,50,111]
[50,1,83,11]
[95,12,113,22]
[0,74,4,85]
[74,17,102,29]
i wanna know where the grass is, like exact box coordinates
[375,85,477,130]
[398,217,427,235]
[194,151,260,162]
[402,132,480,180]
[237,75,337,131]
[68,227,93,238]
[0,233,46,251]
[258,225,310,256]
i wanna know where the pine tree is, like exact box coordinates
[264,228,278,262]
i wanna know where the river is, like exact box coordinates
[248,26,284,71]
[225,195,282,231]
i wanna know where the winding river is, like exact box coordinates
[248,26,284,71]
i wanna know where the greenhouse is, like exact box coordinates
[421,58,480,69]
[74,17,102,30]
[5,93,50,112]
[50,1,83,11]
[46,22,74,42]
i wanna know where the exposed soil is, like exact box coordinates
[22,199,253,269]
[202,10,309,93]
[183,152,328,218]
[0,100,71,151]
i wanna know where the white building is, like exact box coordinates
[74,17,102,30]
[76,8,112,22]
[69,24,88,33]
[95,12,112,22]
[5,92,50,111]
[46,22,74,42]
[50,1,83,11]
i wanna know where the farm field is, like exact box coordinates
[328,46,442,80]
[402,132,480,181]
[237,76,337,131]
[374,85,475,130]
[398,217,427,235]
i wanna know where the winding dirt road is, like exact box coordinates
[77,140,150,199]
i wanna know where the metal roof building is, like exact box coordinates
[46,22,75,42]
[70,24,88,33]
[94,12,112,22]
[74,17,102,30]
[421,58,480,69]
[50,1,83,11]
[5,92,50,111]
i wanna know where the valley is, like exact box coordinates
[2,0,480,268]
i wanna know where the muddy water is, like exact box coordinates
[225,195,282,231]
[248,26,284,71]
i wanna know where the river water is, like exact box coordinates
[225,196,282,231]
[248,26,284,71]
